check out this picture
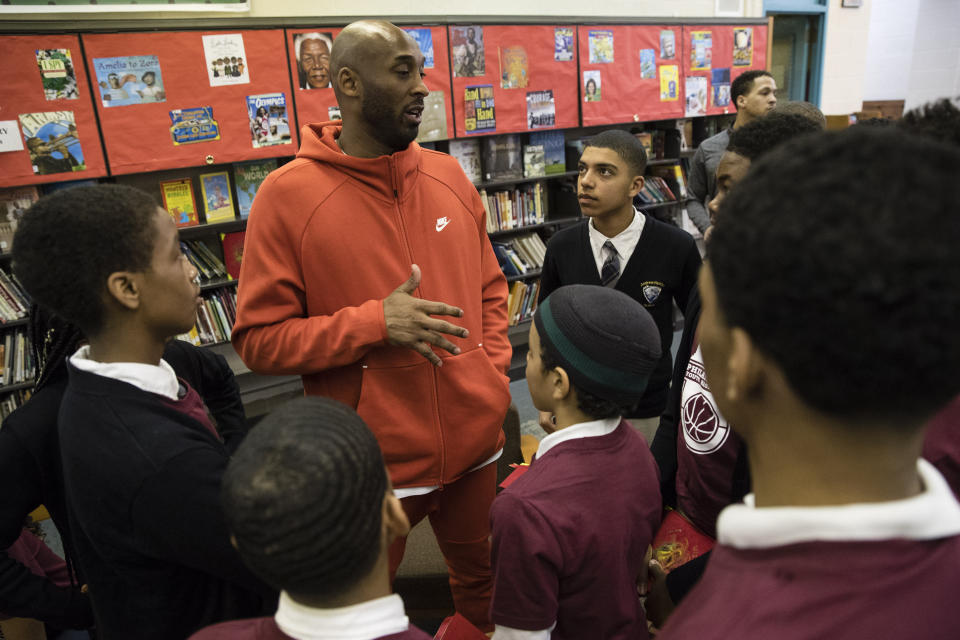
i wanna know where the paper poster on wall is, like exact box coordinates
[554,28,574,61]
[202,34,250,86]
[416,91,448,142]
[733,28,753,67]
[660,30,676,60]
[93,56,166,107]
[0,121,25,153]
[583,70,601,102]
[247,93,290,148]
[588,30,614,64]
[404,28,434,69]
[169,107,220,145]
[640,49,656,79]
[712,69,731,107]
[451,26,485,77]
[685,76,707,116]
[18,111,85,175]
[499,46,529,89]
[463,84,495,133]
[690,31,713,71]
[294,32,334,89]
[36,50,78,100]
[526,90,555,129]
[660,65,679,101]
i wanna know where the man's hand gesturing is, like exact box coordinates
[383,265,469,367]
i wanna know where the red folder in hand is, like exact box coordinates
[434,613,488,639]
[651,509,715,573]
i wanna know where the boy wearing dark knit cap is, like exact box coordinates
[490,284,663,640]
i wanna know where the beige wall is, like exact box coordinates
[4,0,763,22]
[819,0,872,115]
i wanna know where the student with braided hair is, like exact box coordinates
[11,184,273,639]
[191,396,431,640]
[0,300,251,632]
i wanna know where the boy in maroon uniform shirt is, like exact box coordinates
[657,127,960,640]
[490,285,662,640]
[191,397,431,640]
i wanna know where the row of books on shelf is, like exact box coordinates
[507,279,540,327]
[450,131,567,185]
[493,233,547,278]
[0,266,30,324]
[636,176,682,206]
[179,288,238,347]
[0,389,31,420]
[481,183,548,233]
[0,328,35,388]
[181,231,245,283]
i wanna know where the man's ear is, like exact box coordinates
[736,94,747,111]
[382,493,410,544]
[337,67,361,99]
[725,327,765,404]
[629,175,645,198]
[105,271,142,312]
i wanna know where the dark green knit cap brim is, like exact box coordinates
[535,285,662,407]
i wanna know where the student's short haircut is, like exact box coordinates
[730,70,774,108]
[772,101,826,129]
[899,97,960,148]
[710,127,960,423]
[12,185,157,337]
[584,129,647,176]
[726,112,822,161]
[222,397,387,599]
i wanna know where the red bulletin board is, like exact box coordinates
[449,24,579,138]
[579,25,685,127]
[681,24,768,118]
[82,29,298,175]
[0,34,108,188]
[285,26,455,141]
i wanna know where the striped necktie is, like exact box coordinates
[600,240,620,287]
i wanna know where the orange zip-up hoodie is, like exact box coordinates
[232,123,511,488]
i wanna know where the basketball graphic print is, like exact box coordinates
[682,392,729,454]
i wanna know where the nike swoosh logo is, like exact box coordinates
[436,217,450,232]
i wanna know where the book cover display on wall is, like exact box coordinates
[160,177,199,228]
[528,131,565,175]
[0,35,107,188]
[200,171,235,223]
[681,24,768,116]
[83,29,297,175]
[451,24,578,137]
[482,134,523,182]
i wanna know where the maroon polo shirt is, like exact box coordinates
[675,344,744,538]
[490,420,661,639]
[189,617,432,640]
[657,535,960,640]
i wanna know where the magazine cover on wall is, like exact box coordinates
[36,49,78,100]
[451,26,485,77]
[404,28,434,68]
[202,33,250,86]
[685,76,707,117]
[500,46,529,89]
[660,65,679,101]
[246,93,290,148]
[639,49,656,79]
[690,30,713,70]
[18,111,85,176]
[526,90,555,129]
[293,31,334,89]
[712,68,731,107]
[733,27,753,66]
[554,27,574,62]
[588,30,614,64]
[660,29,676,59]
[583,70,601,102]
[93,55,166,107]
[463,84,495,133]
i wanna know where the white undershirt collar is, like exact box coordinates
[587,207,645,277]
[274,592,409,640]
[717,459,960,549]
[68,345,179,401]
[535,417,620,460]
[393,449,502,500]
